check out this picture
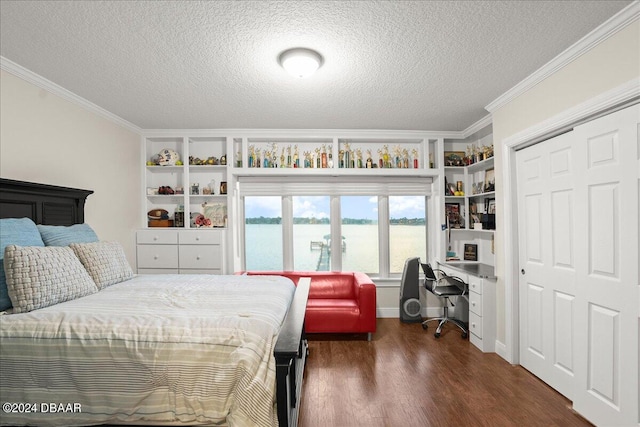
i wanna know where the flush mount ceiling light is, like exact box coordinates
[278,48,323,78]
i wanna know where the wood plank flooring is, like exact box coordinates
[298,318,592,427]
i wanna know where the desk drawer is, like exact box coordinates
[179,245,222,269]
[468,275,483,295]
[137,230,178,245]
[469,312,483,338]
[469,291,482,316]
[137,245,179,269]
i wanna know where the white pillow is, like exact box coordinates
[70,241,133,290]
[4,245,98,314]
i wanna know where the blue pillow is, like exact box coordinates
[0,218,45,311]
[37,223,99,247]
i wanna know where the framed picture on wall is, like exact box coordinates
[487,198,496,214]
[444,151,465,167]
[484,168,495,192]
[464,244,478,261]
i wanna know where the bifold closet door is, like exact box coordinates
[517,130,577,400]
[571,104,639,427]
[517,103,639,426]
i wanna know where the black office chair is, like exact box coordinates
[420,263,468,339]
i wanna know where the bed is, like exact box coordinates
[0,178,309,427]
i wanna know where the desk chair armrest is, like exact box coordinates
[444,275,468,296]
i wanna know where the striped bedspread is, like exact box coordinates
[0,274,295,427]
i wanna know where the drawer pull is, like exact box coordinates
[196,255,201,260]
[153,236,158,241]
[154,255,159,260]
[472,323,477,329]
[196,236,200,241]
[471,302,476,307]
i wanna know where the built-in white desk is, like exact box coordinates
[438,262,496,353]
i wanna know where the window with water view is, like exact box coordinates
[244,196,283,271]
[293,196,330,271]
[243,194,426,276]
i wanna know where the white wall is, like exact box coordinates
[0,70,142,266]
[491,20,639,346]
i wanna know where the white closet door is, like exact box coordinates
[517,131,577,399]
[517,103,639,426]
[571,104,639,426]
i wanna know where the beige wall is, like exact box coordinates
[491,21,639,344]
[0,70,142,266]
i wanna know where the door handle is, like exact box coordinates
[521,269,526,275]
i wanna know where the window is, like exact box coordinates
[239,176,431,276]
[244,196,282,271]
[389,196,427,273]
[341,196,379,274]
[293,196,330,270]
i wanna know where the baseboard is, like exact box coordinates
[494,339,508,362]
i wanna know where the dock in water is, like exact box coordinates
[311,235,346,271]
[315,243,330,271]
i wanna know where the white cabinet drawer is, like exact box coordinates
[468,275,483,295]
[469,291,482,316]
[137,245,179,269]
[469,312,483,338]
[178,230,222,245]
[137,230,178,245]
[179,245,222,269]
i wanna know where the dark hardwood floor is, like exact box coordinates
[298,318,592,427]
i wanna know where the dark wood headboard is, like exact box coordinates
[0,178,93,225]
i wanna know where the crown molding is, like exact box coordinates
[461,114,492,138]
[502,77,639,149]
[141,128,467,139]
[0,56,141,134]
[486,1,640,113]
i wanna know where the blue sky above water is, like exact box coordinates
[245,196,425,220]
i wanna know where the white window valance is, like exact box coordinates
[237,175,432,197]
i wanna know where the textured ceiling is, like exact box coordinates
[0,0,632,131]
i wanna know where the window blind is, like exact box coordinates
[237,175,432,196]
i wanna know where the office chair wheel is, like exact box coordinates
[462,332,468,339]
[434,332,441,338]
[422,323,428,330]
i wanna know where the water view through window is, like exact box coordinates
[293,196,330,271]
[341,196,379,273]
[389,196,426,273]
[244,195,426,274]
[244,196,282,271]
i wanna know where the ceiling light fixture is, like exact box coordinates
[278,48,323,78]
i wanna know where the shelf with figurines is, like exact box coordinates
[337,143,422,169]
[236,140,431,173]
[187,180,228,200]
[242,142,333,169]
[188,154,227,169]
[444,143,494,167]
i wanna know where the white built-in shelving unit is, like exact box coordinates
[139,129,493,274]
[441,127,495,266]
